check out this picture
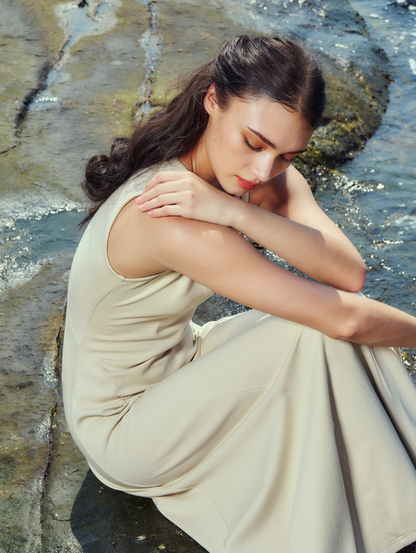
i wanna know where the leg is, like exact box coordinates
[88,312,416,553]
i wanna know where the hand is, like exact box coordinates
[135,170,242,227]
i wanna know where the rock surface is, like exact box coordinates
[0,0,414,551]
[0,255,70,552]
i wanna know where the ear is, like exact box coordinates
[203,83,218,116]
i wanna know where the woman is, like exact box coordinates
[63,36,416,553]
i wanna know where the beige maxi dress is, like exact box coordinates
[62,159,416,553]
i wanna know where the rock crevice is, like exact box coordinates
[135,0,163,120]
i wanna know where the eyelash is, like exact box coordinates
[243,136,262,152]
[243,136,295,164]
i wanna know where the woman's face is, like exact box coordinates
[199,86,314,195]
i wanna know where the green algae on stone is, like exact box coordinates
[1,0,148,202]
[0,0,63,155]
[12,0,68,59]
[40,396,89,553]
[309,50,389,167]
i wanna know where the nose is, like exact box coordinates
[250,152,278,183]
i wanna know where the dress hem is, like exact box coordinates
[378,526,416,553]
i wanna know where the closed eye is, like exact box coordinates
[243,136,262,152]
[245,135,300,163]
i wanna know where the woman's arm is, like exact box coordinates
[111,202,416,348]
[136,167,366,292]
[234,165,366,292]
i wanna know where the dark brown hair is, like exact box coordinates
[81,35,326,224]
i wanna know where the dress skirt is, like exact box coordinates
[85,309,416,553]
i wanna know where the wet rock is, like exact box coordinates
[0,0,148,201]
[193,294,250,326]
[150,0,251,106]
[0,0,64,156]
[0,254,70,552]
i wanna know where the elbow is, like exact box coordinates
[335,322,360,343]
[327,312,363,343]
[325,281,369,343]
[354,259,367,292]
[341,259,367,293]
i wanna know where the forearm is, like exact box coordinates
[230,200,366,292]
[261,274,416,348]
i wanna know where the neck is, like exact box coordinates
[179,137,220,188]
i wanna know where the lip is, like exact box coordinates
[236,176,260,191]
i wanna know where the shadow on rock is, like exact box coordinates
[71,469,206,552]
[70,470,416,553]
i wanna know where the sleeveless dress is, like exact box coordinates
[62,158,416,553]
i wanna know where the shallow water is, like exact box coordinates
[314,0,416,372]
[0,210,83,296]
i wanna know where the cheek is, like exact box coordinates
[214,129,239,162]
[224,131,248,161]
[271,158,289,178]
[210,119,247,166]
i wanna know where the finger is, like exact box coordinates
[137,183,179,205]
[137,191,186,212]
[138,190,186,211]
[146,204,187,218]
[137,179,190,206]
[143,171,192,193]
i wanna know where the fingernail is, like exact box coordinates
[148,210,153,217]
[138,204,144,211]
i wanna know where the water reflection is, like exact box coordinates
[0,210,83,297]
[316,0,416,369]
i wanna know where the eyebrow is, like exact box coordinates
[247,127,308,155]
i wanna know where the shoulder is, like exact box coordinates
[249,165,314,217]
[125,158,186,191]
[108,196,254,279]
